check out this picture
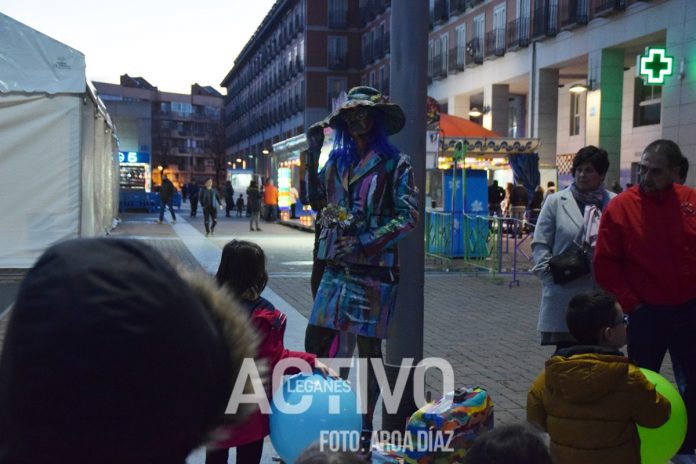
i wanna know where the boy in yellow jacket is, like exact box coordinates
[527,290,670,464]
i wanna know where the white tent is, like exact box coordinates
[0,13,119,268]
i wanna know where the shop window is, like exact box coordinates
[570,92,581,136]
[633,77,661,127]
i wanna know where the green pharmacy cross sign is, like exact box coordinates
[639,48,674,85]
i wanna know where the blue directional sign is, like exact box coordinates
[118,151,150,164]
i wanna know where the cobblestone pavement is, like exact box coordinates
[106,210,559,426]
[0,205,676,462]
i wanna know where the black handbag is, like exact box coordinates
[548,244,591,284]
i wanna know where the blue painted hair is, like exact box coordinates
[329,109,400,173]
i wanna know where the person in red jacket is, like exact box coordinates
[207,240,335,464]
[594,139,696,457]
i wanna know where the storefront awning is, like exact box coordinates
[437,113,500,138]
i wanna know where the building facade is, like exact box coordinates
[221,0,381,177]
[426,0,695,187]
[94,75,225,189]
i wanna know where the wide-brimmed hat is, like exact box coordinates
[324,86,405,135]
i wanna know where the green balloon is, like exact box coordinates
[637,368,687,464]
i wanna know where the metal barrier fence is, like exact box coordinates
[119,191,182,213]
[425,211,536,286]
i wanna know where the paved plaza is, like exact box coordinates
[0,203,675,463]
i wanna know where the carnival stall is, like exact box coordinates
[272,130,333,227]
[426,111,541,258]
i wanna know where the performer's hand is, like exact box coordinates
[334,236,361,258]
[306,122,325,154]
[315,360,339,379]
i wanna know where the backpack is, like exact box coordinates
[404,387,494,463]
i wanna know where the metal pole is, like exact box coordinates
[383,0,428,434]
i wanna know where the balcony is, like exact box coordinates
[359,0,387,25]
[485,28,506,58]
[380,78,390,93]
[328,54,348,70]
[560,0,589,28]
[466,38,483,65]
[432,54,447,80]
[448,45,465,73]
[449,0,467,15]
[507,17,531,49]
[373,35,384,59]
[362,45,374,66]
[532,4,558,39]
[432,0,449,25]
[594,0,626,16]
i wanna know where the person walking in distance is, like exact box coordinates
[235,194,244,217]
[224,180,235,218]
[247,180,262,231]
[263,179,279,221]
[200,178,221,236]
[157,174,177,224]
[188,180,200,217]
[289,185,300,219]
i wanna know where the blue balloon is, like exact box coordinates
[269,372,362,463]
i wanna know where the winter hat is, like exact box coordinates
[324,86,406,135]
[0,238,257,464]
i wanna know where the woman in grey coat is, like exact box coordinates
[531,146,615,351]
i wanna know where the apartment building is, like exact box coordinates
[94,75,225,189]
[426,0,695,186]
[221,0,376,177]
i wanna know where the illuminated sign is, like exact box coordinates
[118,151,150,164]
[638,47,673,85]
[278,167,291,208]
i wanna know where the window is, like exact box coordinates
[327,77,347,109]
[379,66,385,91]
[633,77,661,127]
[570,92,581,136]
[456,25,466,68]
[473,14,485,59]
[328,36,348,68]
[328,0,347,27]
[440,34,448,74]
[370,71,376,87]
[362,34,370,64]
[493,4,506,53]
[428,40,434,78]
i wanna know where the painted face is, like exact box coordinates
[342,107,374,138]
[639,151,677,192]
[573,162,604,192]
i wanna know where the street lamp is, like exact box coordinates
[468,105,490,118]
[569,83,589,93]
[262,149,270,155]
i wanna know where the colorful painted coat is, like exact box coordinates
[308,149,418,338]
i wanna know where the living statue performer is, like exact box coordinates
[302,86,419,453]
